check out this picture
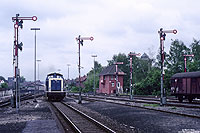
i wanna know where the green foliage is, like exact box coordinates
[70,86,79,92]
[95,38,200,96]
[143,104,159,107]
[108,53,130,89]
[20,76,26,83]
[188,39,200,71]
[108,53,150,90]
[166,39,190,73]
[135,67,160,95]
[1,83,8,89]
[83,61,103,92]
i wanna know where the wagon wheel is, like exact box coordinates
[178,96,183,102]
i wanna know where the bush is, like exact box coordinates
[135,68,160,95]
[70,86,79,92]
[0,83,8,89]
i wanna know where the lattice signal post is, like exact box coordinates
[12,14,37,112]
[183,54,194,72]
[76,35,94,104]
[128,52,140,100]
[158,28,177,106]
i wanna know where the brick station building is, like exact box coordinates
[98,65,125,94]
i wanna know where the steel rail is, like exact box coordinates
[80,95,200,109]
[50,102,81,133]
[0,94,43,108]
[61,102,116,133]
[74,96,200,119]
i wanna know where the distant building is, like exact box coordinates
[141,53,152,71]
[75,75,87,88]
[141,53,150,61]
[98,65,125,95]
[8,77,14,89]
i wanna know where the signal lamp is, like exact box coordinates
[173,30,177,34]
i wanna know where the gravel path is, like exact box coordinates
[83,101,200,133]
[0,97,60,133]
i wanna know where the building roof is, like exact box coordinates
[141,53,150,60]
[99,65,125,76]
[75,75,87,82]
[171,71,200,78]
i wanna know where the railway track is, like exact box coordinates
[0,99,10,107]
[0,94,43,108]
[75,94,200,109]
[68,94,200,119]
[50,101,116,133]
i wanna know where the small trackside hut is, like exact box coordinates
[98,65,125,95]
[45,72,66,101]
[171,71,200,102]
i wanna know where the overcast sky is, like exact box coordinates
[0,0,200,81]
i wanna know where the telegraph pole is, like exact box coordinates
[37,59,41,94]
[76,35,94,104]
[91,55,97,96]
[12,14,37,112]
[158,28,177,106]
[128,52,140,100]
[183,54,194,72]
[37,60,41,80]
[31,28,40,102]
[67,64,70,95]
[114,62,123,96]
[67,64,70,80]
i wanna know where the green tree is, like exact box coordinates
[1,83,8,89]
[20,76,26,83]
[108,53,151,90]
[108,53,130,89]
[188,39,200,71]
[83,61,103,92]
[135,67,160,95]
[166,39,190,73]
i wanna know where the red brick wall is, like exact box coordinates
[98,75,124,94]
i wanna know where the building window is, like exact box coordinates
[111,82,115,87]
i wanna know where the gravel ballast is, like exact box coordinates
[0,97,60,133]
[64,97,137,133]
[81,100,200,133]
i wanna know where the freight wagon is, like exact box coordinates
[171,71,200,102]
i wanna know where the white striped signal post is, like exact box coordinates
[158,28,177,106]
[12,14,37,112]
[114,62,123,96]
[183,54,194,72]
[76,35,94,104]
[128,52,141,100]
